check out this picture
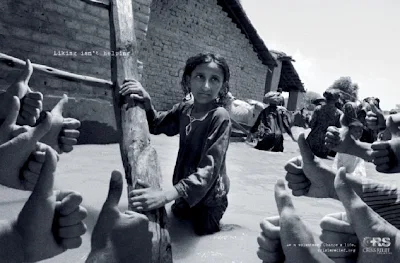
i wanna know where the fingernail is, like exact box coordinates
[111,171,122,182]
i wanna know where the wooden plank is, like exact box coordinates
[0,53,113,87]
[109,0,173,262]
[80,0,110,8]
[230,117,250,136]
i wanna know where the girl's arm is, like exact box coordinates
[119,79,182,136]
[145,103,182,136]
[173,109,231,207]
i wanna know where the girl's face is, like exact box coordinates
[188,62,224,105]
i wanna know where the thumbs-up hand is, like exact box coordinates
[388,114,400,137]
[319,212,358,261]
[285,133,337,199]
[0,97,52,190]
[275,180,331,262]
[3,59,43,126]
[40,95,81,154]
[257,180,333,262]
[14,147,86,262]
[257,216,284,262]
[87,171,152,263]
[370,114,400,173]
[325,125,357,154]
[334,167,400,263]
[366,102,386,132]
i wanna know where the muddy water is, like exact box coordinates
[0,128,394,262]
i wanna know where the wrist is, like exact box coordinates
[164,188,181,204]
[144,99,152,111]
[0,220,24,263]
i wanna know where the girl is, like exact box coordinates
[119,53,232,235]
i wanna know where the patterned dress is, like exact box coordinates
[306,104,342,158]
[146,100,232,235]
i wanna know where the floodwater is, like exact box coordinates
[0,128,395,262]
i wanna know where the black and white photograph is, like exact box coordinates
[0,0,399,262]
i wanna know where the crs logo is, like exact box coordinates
[363,237,391,247]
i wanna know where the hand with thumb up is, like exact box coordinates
[333,167,400,263]
[284,133,337,199]
[0,96,52,190]
[8,147,87,262]
[370,113,400,173]
[257,180,333,263]
[366,101,386,132]
[0,59,43,126]
[87,171,153,263]
[40,94,81,154]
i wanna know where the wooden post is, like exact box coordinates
[109,0,172,262]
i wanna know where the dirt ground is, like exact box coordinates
[1,127,399,263]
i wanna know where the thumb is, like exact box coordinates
[1,96,20,127]
[31,146,57,198]
[297,133,315,163]
[103,170,124,209]
[137,179,151,188]
[334,167,378,232]
[19,59,33,84]
[30,111,52,141]
[369,102,381,114]
[51,94,68,116]
[274,179,295,216]
[386,115,400,137]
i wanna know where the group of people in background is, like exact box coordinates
[2,51,400,263]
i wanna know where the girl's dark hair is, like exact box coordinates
[180,53,230,106]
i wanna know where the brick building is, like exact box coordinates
[267,50,305,111]
[0,0,303,143]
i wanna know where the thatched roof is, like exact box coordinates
[270,50,305,92]
[217,0,277,68]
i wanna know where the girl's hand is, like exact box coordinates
[129,179,168,211]
[119,79,152,110]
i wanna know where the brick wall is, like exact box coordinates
[0,0,268,143]
[0,0,152,143]
[0,0,151,94]
[140,0,268,110]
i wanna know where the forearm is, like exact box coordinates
[346,141,373,162]
[145,104,157,123]
[0,220,23,263]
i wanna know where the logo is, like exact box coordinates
[363,237,391,254]
[363,237,391,248]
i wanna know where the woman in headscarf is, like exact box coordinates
[306,89,343,158]
[248,91,296,152]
